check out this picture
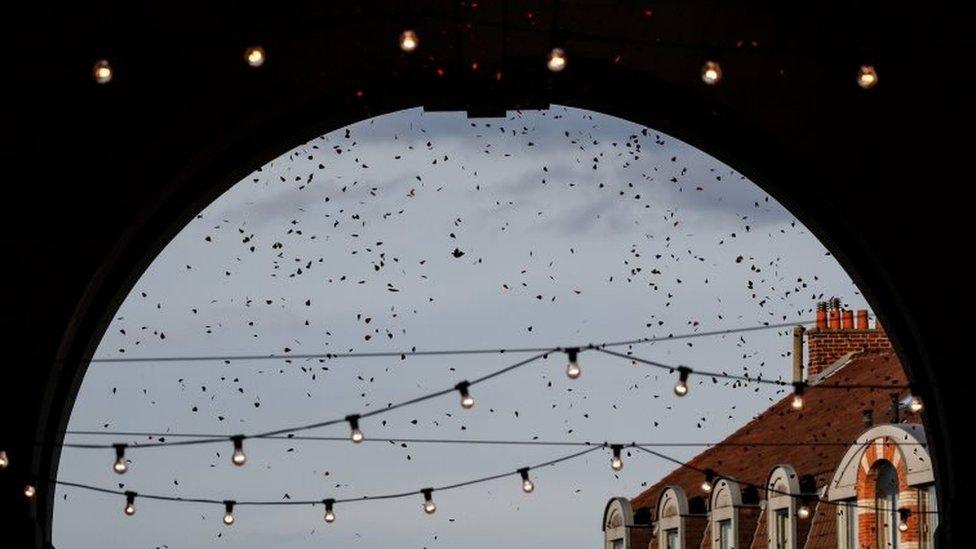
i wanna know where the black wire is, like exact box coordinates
[55,432,928,450]
[594,347,909,390]
[83,319,817,365]
[50,446,603,507]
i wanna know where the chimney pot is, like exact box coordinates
[815,302,828,330]
[856,310,869,330]
[842,310,854,330]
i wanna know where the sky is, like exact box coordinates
[53,106,869,548]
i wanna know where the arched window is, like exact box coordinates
[657,486,690,549]
[827,424,937,549]
[766,465,801,549]
[710,478,743,549]
[603,497,634,549]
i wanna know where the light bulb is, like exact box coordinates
[898,508,911,532]
[223,501,236,525]
[547,48,567,72]
[399,30,419,52]
[347,415,364,443]
[519,468,534,493]
[610,445,624,471]
[857,65,878,89]
[244,46,266,68]
[24,484,36,498]
[113,444,128,474]
[231,436,247,466]
[791,382,806,411]
[456,381,475,409]
[908,395,923,413]
[797,504,811,520]
[701,61,722,85]
[124,502,136,516]
[92,59,113,84]
[565,348,581,379]
[674,367,691,397]
[0,450,8,469]
[422,489,436,514]
[124,492,136,516]
[701,469,716,493]
[323,499,336,523]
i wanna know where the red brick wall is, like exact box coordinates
[806,326,891,378]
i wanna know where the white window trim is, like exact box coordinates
[710,478,743,549]
[657,486,690,549]
[766,465,801,549]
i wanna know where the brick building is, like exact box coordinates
[602,301,937,549]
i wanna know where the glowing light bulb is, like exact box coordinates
[519,468,534,493]
[113,444,128,475]
[565,348,581,379]
[701,61,722,85]
[791,382,806,411]
[223,501,236,525]
[323,499,336,523]
[857,65,878,89]
[610,445,624,471]
[399,30,419,52]
[92,59,113,84]
[674,367,691,397]
[124,492,136,516]
[244,46,266,68]
[701,469,716,493]
[908,395,923,413]
[547,48,567,72]
[422,489,436,514]
[347,415,364,443]
[797,504,811,519]
[24,484,36,498]
[0,450,8,469]
[231,436,247,466]
[456,381,475,409]
[898,508,910,532]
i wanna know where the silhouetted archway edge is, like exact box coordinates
[41,66,952,545]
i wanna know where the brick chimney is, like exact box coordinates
[805,298,892,379]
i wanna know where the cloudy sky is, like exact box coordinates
[54,106,868,548]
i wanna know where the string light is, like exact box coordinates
[518,467,535,493]
[24,484,36,499]
[399,30,419,52]
[223,500,236,525]
[455,381,475,409]
[797,503,811,519]
[701,468,716,493]
[565,347,581,379]
[323,498,336,523]
[0,450,8,470]
[112,444,128,474]
[421,488,436,514]
[674,366,692,396]
[701,61,722,85]
[92,59,113,84]
[908,395,924,413]
[124,491,137,516]
[857,65,878,89]
[547,48,567,72]
[244,46,266,68]
[231,436,247,466]
[791,382,806,411]
[898,508,911,532]
[346,415,364,443]
[610,444,624,471]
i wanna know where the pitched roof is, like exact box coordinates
[631,352,913,513]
